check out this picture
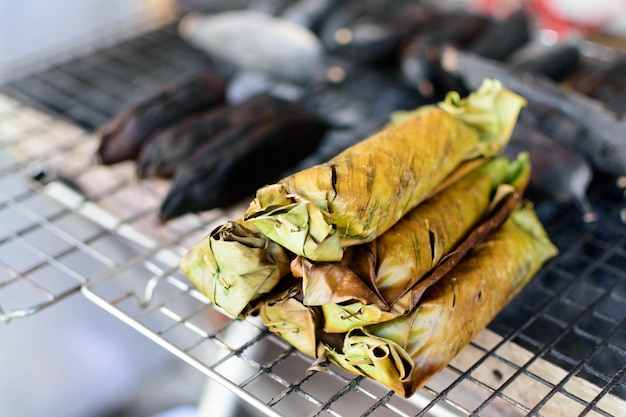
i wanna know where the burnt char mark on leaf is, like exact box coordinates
[404,191,522,311]
[428,228,436,263]
[331,164,337,194]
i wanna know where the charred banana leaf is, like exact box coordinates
[179,220,292,317]
[325,202,558,398]
[298,154,530,333]
[260,283,324,358]
[97,72,226,165]
[160,106,330,222]
[290,242,388,310]
[244,79,526,262]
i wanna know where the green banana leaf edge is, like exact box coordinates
[391,78,527,159]
[179,221,292,317]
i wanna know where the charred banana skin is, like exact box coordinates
[136,95,291,179]
[318,0,443,65]
[401,9,530,100]
[159,100,330,222]
[441,49,626,176]
[515,45,581,82]
[569,58,626,114]
[135,105,230,179]
[97,72,226,165]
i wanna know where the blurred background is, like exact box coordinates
[1,3,230,417]
[0,0,175,82]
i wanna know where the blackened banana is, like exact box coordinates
[136,95,295,179]
[569,58,626,113]
[135,105,229,179]
[440,47,626,176]
[504,118,596,222]
[319,0,443,66]
[515,45,581,82]
[97,72,226,165]
[159,112,330,222]
[467,9,531,61]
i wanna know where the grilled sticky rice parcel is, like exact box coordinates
[180,79,527,319]
[325,202,557,398]
[243,79,526,263]
[296,153,531,333]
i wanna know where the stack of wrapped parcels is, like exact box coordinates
[180,79,558,398]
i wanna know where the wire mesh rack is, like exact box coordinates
[1,10,625,417]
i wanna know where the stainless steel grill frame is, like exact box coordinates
[1,13,625,417]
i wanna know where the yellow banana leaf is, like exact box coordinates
[294,154,530,332]
[179,220,292,317]
[244,79,526,262]
[321,292,412,334]
[259,285,323,358]
[291,251,388,309]
[325,202,558,398]
[376,153,530,304]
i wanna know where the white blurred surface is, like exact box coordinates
[0,2,211,416]
[0,0,174,82]
[0,292,204,417]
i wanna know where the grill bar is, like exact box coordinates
[81,282,284,417]
[527,316,626,416]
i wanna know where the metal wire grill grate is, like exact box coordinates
[2,21,222,131]
[1,16,625,417]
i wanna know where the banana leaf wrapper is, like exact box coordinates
[257,280,354,360]
[259,284,324,359]
[320,292,414,335]
[325,202,558,398]
[297,154,531,333]
[244,79,526,262]
[179,220,292,317]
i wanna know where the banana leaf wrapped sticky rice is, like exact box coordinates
[259,283,322,358]
[325,202,557,397]
[244,79,525,262]
[177,79,558,399]
[295,153,531,333]
[180,80,524,317]
[179,220,291,317]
